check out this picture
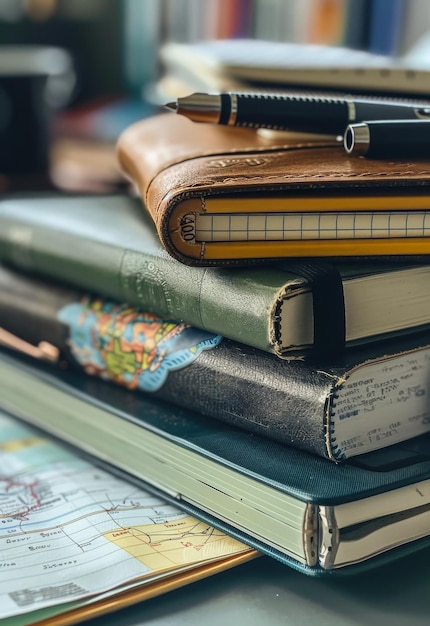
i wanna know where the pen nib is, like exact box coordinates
[164,101,177,112]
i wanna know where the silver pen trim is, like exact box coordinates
[228,94,238,125]
[347,101,356,122]
[414,107,430,119]
[343,123,370,156]
[175,93,222,124]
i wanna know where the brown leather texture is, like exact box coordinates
[117,113,430,220]
[117,113,430,264]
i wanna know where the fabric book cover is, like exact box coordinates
[2,347,430,577]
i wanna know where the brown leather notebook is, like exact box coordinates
[117,113,430,266]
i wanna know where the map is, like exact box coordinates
[0,411,251,622]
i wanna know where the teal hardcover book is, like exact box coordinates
[2,348,430,576]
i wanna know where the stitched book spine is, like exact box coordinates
[0,195,288,355]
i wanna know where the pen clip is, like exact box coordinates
[0,327,60,363]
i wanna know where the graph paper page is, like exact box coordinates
[194,212,430,242]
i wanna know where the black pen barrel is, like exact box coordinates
[234,93,348,134]
[172,92,430,135]
[234,96,429,134]
[345,120,430,158]
[353,101,428,123]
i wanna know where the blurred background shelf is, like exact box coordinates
[3,0,430,193]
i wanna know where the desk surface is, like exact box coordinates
[81,550,429,626]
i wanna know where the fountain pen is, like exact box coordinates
[165,92,430,135]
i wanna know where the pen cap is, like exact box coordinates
[345,120,430,158]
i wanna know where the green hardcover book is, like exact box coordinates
[1,193,430,359]
[2,347,430,576]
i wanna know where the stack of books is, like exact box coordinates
[3,75,430,618]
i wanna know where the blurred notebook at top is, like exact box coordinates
[157,38,430,99]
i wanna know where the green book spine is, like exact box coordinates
[0,193,299,355]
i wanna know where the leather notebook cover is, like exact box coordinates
[117,113,430,266]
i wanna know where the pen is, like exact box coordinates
[165,92,430,135]
[344,119,430,158]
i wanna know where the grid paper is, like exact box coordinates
[194,212,430,242]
